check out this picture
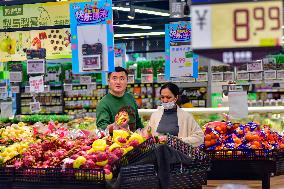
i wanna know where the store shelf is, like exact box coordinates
[21,93,61,97]
[255,89,284,93]
[138,106,284,116]
[64,96,100,101]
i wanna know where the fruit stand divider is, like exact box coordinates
[206,149,284,189]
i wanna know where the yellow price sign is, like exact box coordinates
[192,0,282,49]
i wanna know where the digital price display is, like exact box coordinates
[192,0,282,49]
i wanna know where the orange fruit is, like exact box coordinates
[205,134,211,141]
[205,141,211,147]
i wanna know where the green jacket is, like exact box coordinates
[96,92,144,131]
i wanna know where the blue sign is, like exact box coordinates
[70,1,114,74]
[165,22,198,80]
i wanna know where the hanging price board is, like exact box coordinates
[264,70,276,80]
[27,59,45,74]
[29,75,44,93]
[191,0,283,63]
[9,72,22,82]
[223,72,234,81]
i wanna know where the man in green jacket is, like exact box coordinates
[96,67,144,131]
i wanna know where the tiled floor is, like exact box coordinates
[203,175,284,189]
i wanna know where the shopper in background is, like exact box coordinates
[96,66,144,132]
[147,82,204,147]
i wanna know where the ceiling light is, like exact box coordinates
[114,24,152,29]
[113,6,170,17]
[114,32,165,38]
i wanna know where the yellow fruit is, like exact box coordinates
[105,172,113,180]
[113,130,129,141]
[109,143,121,151]
[92,139,107,152]
[128,133,145,144]
[96,160,108,166]
[73,156,86,168]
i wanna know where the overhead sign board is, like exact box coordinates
[191,0,283,63]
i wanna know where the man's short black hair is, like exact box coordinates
[108,67,128,78]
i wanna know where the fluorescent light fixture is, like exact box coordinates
[113,6,170,17]
[114,24,152,29]
[114,31,165,38]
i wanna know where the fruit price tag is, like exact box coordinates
[277,70,284,79]
[264,70,276,80]
[249,72,263,80]
[127,75,135,84]
[29,75,44,93]
[30,102,41,113]
[197,72,208,82]
[0,86,7,94]
[11,85,19,93]
[64,84,72,92]
[80,76,92,84]
[87,83,96,91]
[9,72,22,82]
[27,59,45,74]
[212,72,223,82]
[223,72,235,81]
[157,74,166,83]
[237,72,249,81]
[247,60,263,72]
[141,74,153,83]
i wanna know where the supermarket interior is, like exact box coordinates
[0,0,284,188]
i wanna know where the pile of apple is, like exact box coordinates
[62,130,145,180]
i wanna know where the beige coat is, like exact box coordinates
[147,106,204,147]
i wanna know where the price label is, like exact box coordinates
[237,72,249,81]
[11,85,20,93]
[249,72,263,80]
[183,77,195,83]
[212,72,223,82]
[27,59,45,74]
[64,84,73,92]
[80,76,92,84]
[223,72,235,81]
[277,70,284,79]
[247,60,263,72]
[25,86,30,93]
[9,72,22,82]
[87,83,97,91]
[157,74,166,83]
[141,74,153,83]
[127,75,135,84]
[264,70,276,80]
[197,72,208,81]
[29,75,44,93]
[30,102,41,113]
[0,86,7,94]
[192,1,282,49]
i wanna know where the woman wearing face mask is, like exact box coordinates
[147,82,204,147]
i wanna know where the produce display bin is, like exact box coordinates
[167,135,210,189]
[206,149,284,189]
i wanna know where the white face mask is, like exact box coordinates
[161,101,176,109]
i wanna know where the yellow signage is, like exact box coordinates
[192,0,283,49]
[0,0,90,30]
